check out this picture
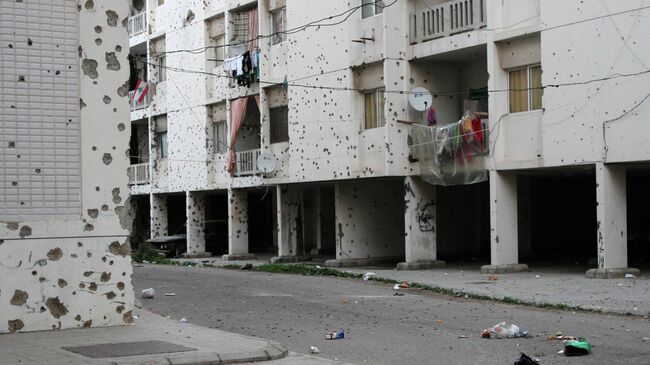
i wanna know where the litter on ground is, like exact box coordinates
[481,322,528,339]
[325,330,345,340]
[141,288,155,299]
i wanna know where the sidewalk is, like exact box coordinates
[341,264,650,316]
[177,258,650,317]
[0,308,288,365]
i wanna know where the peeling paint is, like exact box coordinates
[81,59,98,79]
[10,290,28,306]
[47,247,63,261]
[45,297,68,319]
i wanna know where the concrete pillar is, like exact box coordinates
[314,188,322,254]
[184,191,210,258]
[586,163,639,278]
[272,185,303,263]
[481,171,528,273]
[517,176,533,260]
[397,176,444,270]
[150,194,168,239]
[223,188,255,260]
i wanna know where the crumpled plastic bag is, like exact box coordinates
[564,339,592,356]
[141,288,155,299]
[514,353,539,365]
[481,322,528,339]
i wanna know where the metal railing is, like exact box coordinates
[127,12,147,36]
[129,90,149,111]
[410,0,486,43]
[128,163,150,185]
[234,149,261,176]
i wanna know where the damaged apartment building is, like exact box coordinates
[126,0,648,278]
[1,1,134,333]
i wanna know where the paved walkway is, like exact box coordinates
[175,258,650,316]
[0,308,287,364]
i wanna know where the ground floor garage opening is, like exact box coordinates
[248,189,276,256]
[436,181,490,264]
[204,192,228,256]
[627,167,650,269]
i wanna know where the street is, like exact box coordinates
[133,264,650,365]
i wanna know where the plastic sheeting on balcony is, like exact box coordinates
[409,111,489,186]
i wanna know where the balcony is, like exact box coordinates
[128,163,151,185]
[410,0,486,44]
[129,90,149,111]
[127,12,147,37]
[234,149,261,176]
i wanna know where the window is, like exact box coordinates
[214,35,225,66]
[271,7,287,45]
[508,65,542,113]
[214,120,227,153]
[362,0,384,18]
[157,55,166,82]
[158,0,164,5]
[158,132,168,159]
[270,105,289,143]
[364,89,385,129]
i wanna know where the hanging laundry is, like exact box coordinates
[427,106,437,126]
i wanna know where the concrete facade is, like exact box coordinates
[1,1,134,333]
[126,0,649,276]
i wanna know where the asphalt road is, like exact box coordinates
[133,264,650,365]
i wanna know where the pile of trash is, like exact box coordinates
[481,322,528,339]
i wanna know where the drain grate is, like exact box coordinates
[63,340,196,358]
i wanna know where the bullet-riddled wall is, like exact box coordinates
[0,1,134,333]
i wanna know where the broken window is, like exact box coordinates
[271,7,287,45]
[270,105,289,143]
[152,37,166,82]
[364,89,385,129]
[207,14,225,67]
[155,114,168,159]
[508,65,542,113]
[362,0,384,18]
[158,132,168,159]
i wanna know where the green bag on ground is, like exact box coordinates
[564,339,592,356]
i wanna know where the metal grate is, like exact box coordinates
[62,340,196,358]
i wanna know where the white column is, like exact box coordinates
[481,171,528,273]
[150,194,167,239]
[223,188,253,260]
[185,191,208,257]
[587,164,638,278]
[275,185,299,259]
[398,177,443,270]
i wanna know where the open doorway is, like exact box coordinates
[302,185,336,260]
[205,191,228,256]
[248,189,276,255]
[627,167,650,269]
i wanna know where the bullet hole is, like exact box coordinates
[108,241,130,257]
[27,38,32,46]
[79,283,86,288]
[106,10,119,26]
[104,291,117,300]
[58,279,67,288]
[83,320,92,328]
[116,305,125,313]
[102,153,113,165]
[74,315,81,321]
[8,44,13,48]
[78,45,83,58]
[89,283,98,291]
[55,70,61,75]
[117,282,125,290]
[79,98,87,109]
[100,272,111,282]
[95,186,100,191]
[6,222,19,230]
[95,38,102,45]
[11,181,17,186]
[112,188,121,204]
[101,204,109,211]
[117,123,125,131]
[94,26,102,33]
[17,76,25,82]
[103,95,112,104]
[84,223,94,232]
[82,59,98,79]
[88,209,99,218]
[92,146,97,151]
[117,81,130,98]
[35,168,41,173]
[84,0,93,9]
[45,297,68,318]
[186,9,195,23]
[19,225,32,238]
[123,311,134,324]
[84,271,93,277]
[32,271,37,276]
[40,307,46,313]
[115,45,122,52]
[47,247,63,261]
[105,52,120,70]
[8,319,24,333]
[10,290,28,306]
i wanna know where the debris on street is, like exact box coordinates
[325,330,345,340]
[487,274,498,281]
[393,284,400,290]
[240,263,253,270]
[180,318,188,323]
[363,272,376,281]
[310,346,320,354]
[514,353,540,365]
[399,281,409,288]
[141,288,155,299]
[393,292,405,296]
[164,292,176,296]
[625,273,636,278]
[564,339,592,356]
[481,322,528,339]
[458,335,470,339]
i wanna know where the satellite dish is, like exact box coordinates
[409,87,433,112]
[257,152,277,174]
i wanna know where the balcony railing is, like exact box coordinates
[410,0,486,44]
[127,12,147,36]
[234,149,261,176]
[128,163,150,185]
[129,90,149,111]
